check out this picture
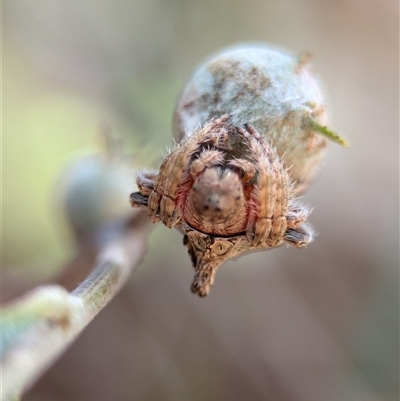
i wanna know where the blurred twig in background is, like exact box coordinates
[1,211,150,401]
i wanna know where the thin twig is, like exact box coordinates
[1,212,151,401]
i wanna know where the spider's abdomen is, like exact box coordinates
[183,166,248,236]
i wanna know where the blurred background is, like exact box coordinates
[2,0,398,400]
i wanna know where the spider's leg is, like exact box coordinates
[153,122,224,228]
[243,123,264,141]
[238,124,291,247]
[244,136,276,246]
[227,157,257,184]
[197,116,234,152]
[148,154,173,222]
[284,223,313,247]
[228,125,275,246]
[157,137,202,227]
[267,148,289,247]
[286,202,310,229]
[136,170,158,195]
[130,170,158,214]
[151,115,235,228]
[157,116,235,228]
[181,148,225,202]
[130,192,149,210]
[190,149,225,177]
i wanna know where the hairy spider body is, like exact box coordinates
[131,116,312,296]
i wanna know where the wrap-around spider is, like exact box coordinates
[130,44,347,297]
[130,115,312,296]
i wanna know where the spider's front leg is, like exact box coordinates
[130,170,159,214]
[227,157,258,186]
[236,125,290,247]
[264,147,290,247]
[189,149,226,177]
[148,117,232,228]
[136,170,158,195]
[148,145,195,228]
[241,139,276,246]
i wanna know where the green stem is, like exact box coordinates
[304,117,349,147]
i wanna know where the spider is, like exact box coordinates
[130,115,312,296]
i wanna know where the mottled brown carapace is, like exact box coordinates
[130,116,312,296]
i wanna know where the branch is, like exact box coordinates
[1,212,151,401]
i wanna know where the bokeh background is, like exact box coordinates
[2,0,399,400]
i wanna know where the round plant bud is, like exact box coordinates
[58,153,138,242]
[173,44,343,192]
